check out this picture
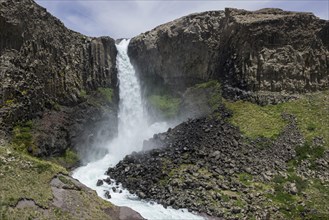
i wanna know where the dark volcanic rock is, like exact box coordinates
[96,179,104,186]
[0,0,118,157]
[107,110,306,218]
[129,8,329,104]
[129,11,225,92]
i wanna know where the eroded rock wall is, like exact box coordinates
[129,8,329,103]
[128,11,225,92]
[0,0,118,157]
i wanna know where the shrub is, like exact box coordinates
[148,95,180,118]
[12,121,36,154]
[97,88,113,103]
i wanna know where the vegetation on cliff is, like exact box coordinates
[148,95,180,119]
[0,0,118,161]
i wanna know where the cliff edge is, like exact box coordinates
[129,8,329,104]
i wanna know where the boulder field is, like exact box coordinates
[107,94,329,219]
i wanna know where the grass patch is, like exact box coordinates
[50,149,79,169]
[194,80,221,111]
[5,99,16,106]
[305,180,329,218]
[58,175,75,187]
[268,177,329,219]
[12,120,37,154]
[269,167,308,214]
[148,95,180,118]
[97,88,113,103]
[293,142,325,169]
[224,100,286,139]
[224,91,329,146]
[238,173,253,186]
[0,145,66,208]
[277,92,329,145]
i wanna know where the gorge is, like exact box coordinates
[1,0,329,219]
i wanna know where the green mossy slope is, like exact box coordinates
[224,91,329,145]
[0,144,119,220]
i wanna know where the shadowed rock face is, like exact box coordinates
[129,11,225,92]
[128,8,329,102]
[0,0,118,156]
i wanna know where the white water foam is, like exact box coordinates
[72,39,203,220]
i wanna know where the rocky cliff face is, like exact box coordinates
[129,8,329,104]
[0,0,118,157]
[129,11,224,93]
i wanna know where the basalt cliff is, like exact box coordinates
[109,8,329,220]
[0,0,143,219]
[1,0,329,219]
[1,0,119,159]
[129,8,329,105]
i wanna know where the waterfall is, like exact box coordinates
[108,39,149,162]
[72,39,203,219]
[117,39,145,134]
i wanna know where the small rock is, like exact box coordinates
[288,183,298,195]
[230,195,238,200]
[245,167,252,174]
[103,177,112,184]
[96,179,103,186]
[221,184,229,190]
[112,187,117,192]
[138,191,146,199]
[104,191,111,199]
[231,207,241,214]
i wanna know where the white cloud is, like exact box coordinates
[35,0,328,39]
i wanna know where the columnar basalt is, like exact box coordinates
[0,0,118,157]
[129,8,329,104]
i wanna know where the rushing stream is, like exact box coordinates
[72,39,203,219]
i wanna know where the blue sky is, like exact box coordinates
[35,0,329,39]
